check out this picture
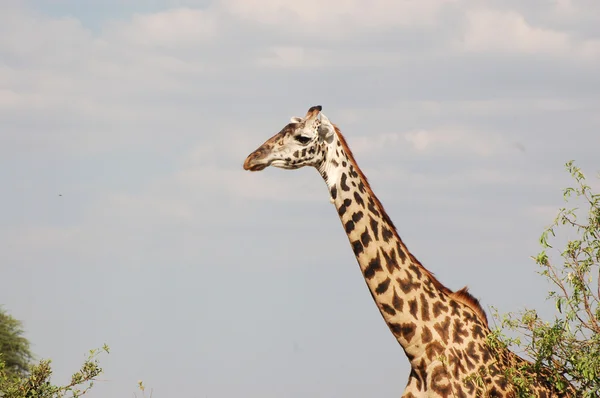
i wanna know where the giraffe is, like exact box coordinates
[242,105,575,397]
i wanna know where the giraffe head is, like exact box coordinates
[243,105,336,172]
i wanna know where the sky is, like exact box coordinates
[1,0,599,396]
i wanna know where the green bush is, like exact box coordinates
[0,309,33,378]
[491,161,600,397]
[0,308,109,398]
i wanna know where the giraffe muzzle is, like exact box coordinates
[243,150,270,171]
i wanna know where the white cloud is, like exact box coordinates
[406,98,598,117]
[459,8,600,60]
[348,127,507,157]
[0,6,217,156]
[577,39,600,59]
[254,46,328,69]
[106,193,195,221]
[0,6,92,65]
[347,132,404,156]
[404,128,506,156]
[221,0,458,38]
[3,225,82,253]
[105,7,218,48]
[332,96,600,133]
[548,0,600,23]
[404,130,431,152]
[461,9,570,55]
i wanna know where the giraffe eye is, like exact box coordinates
[295,135,311,145]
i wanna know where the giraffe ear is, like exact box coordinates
[317,115,334,144]
[290,116,303,123]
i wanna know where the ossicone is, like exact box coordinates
[305,105,323,119]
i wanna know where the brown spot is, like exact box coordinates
[375,277,391,295]
[338,198,351,216]
[348,165,358,178]
[430,365,452,398]
[466,341,480,362]
[340,173,350,191]
[358,181,366,193]
[425,341,444,362]
[367,197,380,217]
[408,263,422,279]
[351,240,363,256]
[449,300,461,317]
[432,301,449,317]
[382,246,399,273]
[345,220,355,233]
[381,227,393,242]
[420,293,430,322]
[353,191,365,208]
[421,327,433,344]
[496,376,508,391]
[397,242,407,263]
[392,288,404,311]
[369,217,379,239]
[381,303,396,315]
[408,298,418,319]
[360,228,371,247]
[398,273,420,294]
[434,316,451,345]
[471,323,486,340]
[463,310,476,323]
[363,253,382,279]
[351,211,364,223]
[481,347,491,363]
[422,279,438,298]
[389,322,416,343]
[452,319,469,344]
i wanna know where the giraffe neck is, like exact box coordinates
[316,130,486,365]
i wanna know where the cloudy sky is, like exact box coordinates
[1,0,599,396]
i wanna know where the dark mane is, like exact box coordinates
[332,124,489,327]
